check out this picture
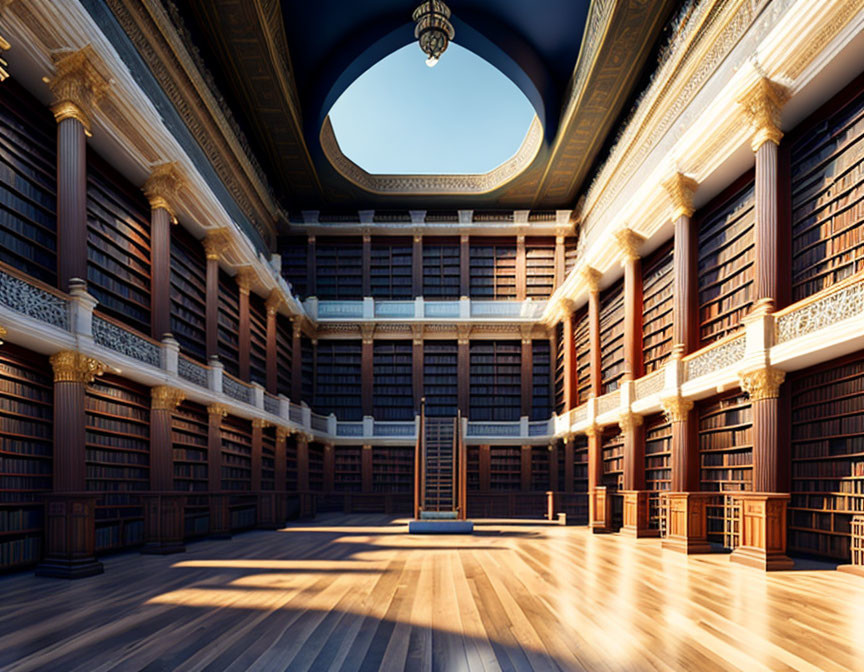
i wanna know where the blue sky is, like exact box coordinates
[328,42,536,175]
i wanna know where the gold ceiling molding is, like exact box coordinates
[151,385,185,411]
[319,115,543,196]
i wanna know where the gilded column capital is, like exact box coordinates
[50,351,108,384]
[614,228,644,264]
[151,386,185,411]
[581,267,601,295]
[291,318,304,339]
[411,324,424,346]
[276,426,291,442]
[360,323,376,345]
[584,424,600,441]
[457,324,472,345]
[661,396,694,423]
[738,366,786,401]
[558,297,576,319]
[208,403,229,418]
[252,418,271,429]
[235,267,255,296]
[738,77,789,152]
[202,228,231,261]
[662,172,698,221]
[0,34,10,82]
[46,46,110,135]
[0,325,6,343]
[618,411,643,436]
[265,291,282,316]
[142,163,184,221]
[520,324,533,345]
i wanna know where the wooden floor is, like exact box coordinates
[1,516,864,672]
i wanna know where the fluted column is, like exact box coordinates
[203,229,230,361]
[37,352,108,578]
[46,47,109,291]
[251,419,270,528]
[291,319,303,402]
[553,235,566,290]
[586,426,607,532]
[583,269,602,398]
[459,234,470,297]
[520,328,532,418]
[143,386,186,555]
[412,234,423,297]
[560,301,576,412]
[739,367,786,493]
[207,404,231,539]
[265,292,280,394]
[362,234,372,297]
[296,434,311,517]
[361,325,374,417]
[412,327,423,414]
[457,325,471,415]
[516,235,527,300]
[663,173,699,353]
[273,427,289,526]
[143,164,184,340]
[236,269,253,381]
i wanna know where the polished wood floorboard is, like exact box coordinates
[1,515,863,671]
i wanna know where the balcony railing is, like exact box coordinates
[305,296,547,322]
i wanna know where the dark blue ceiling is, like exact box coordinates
[282,0,591,144]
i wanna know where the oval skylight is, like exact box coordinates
[327,42,537,176]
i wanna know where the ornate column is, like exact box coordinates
[457,325,471,415]
[36,352,107,578]
[291,319,303,402]
[616,229,644,381]
[143,163,184,340]
[323,443,335,494]
[296,433,311,516]
[361,324,374,417]
[306,235,317,297]
[203,229,230,361]
[272,427,289,526]
[560,300,577,412]
[265,292,281,395]
[660,394,710,554]
[520,445,531,492]
[739,77,788,306]
[143,386,186,555]
[459,234,470,297]
[412,234,423,297]
[662,173,698,353]
[46,47,109,291]
[563,438,574,493]
[361,444,373,494]
[620,411,654,537]
[412,326,423,415]
[548,443,559,492]
[252,418,276,529]
[583,268,602,398]
[516,235,527,301]
[553,235,566,290]
[236,268,253,381]
[586,425,607,533]
[362,233,372,297]
[732,366,792,570]
[207,404,231,539]
[520,326,532,418]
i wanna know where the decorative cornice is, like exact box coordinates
[457,324,472,345]
[202,228,231,261]
[581,267,601,295]
[50,351,108,384]
[618,411,642,436]
[276,426,291,441]
[738,366,786,401]
[614,228,645,263]
[142,162,185,221]
[234,267,254,295]
[208,403,229,418]
[45,46,111,135]
[662,172,699,221]
[252,418,270,429]
[661,396,693,424]
[360,323,376,345]
[320,115,543,196]
[411,324,424,346]
[737,77,788,151]
[151,385,185,411]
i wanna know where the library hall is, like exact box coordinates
[2,0,864,670]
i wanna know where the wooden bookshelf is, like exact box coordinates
[248,292,268,387]
[532,340,552,420]
[334,445,362,493]
[641,242,674,373]
[171,400,208,493]
[0,80,57,286]
[573,434,589,494]
[422,238,460,298]
[373,341,414,421]
[220,415,252,492]
[278,235,308,299]
[87,152,152,335]
[696,179,755,346]
[308,442,324,492]
[526,237,555,299]
[169,224,207,362]
[599,279,625,394]
[644,413,672,530]
[469,341,521,421]
[423,341,458,417]
[217,269,241,378]
[469,241,517,299]
[85,374,149,552]
[467,446,480,491]
[0,344,51,570]
[574,307,592,405]
[276,313,293,397]
[261,425,276,491]
[371,238,412,299]
[789,86,864,302]
[531,446,550,492]
[315,340,362,420]
[697,392,753,542]
[285,435,298,492]
[601,428,624,493]
[788,351,864,560]
[489,446,521,491]
[316,238,362,300]
[372,446,414,494]
[301,336,314,404]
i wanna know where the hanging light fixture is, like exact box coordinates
[412,1,455,68]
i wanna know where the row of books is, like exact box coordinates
[0,507,41,532]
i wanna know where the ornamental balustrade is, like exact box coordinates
[684,333,746,380]
[0,266,70,331]
[634,370,664,400]
[775,272,864,344]
[92,315,161,367]
[178,355,209,387]
[222,374,253,404]
[263,393,280,415]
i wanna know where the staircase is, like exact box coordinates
[422,417,456,514]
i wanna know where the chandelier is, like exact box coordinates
[412,1,455,68]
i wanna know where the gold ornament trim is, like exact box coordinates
[50,351,108,384]
[618,411,643,436]
[265,291,282,316]
[202,228,231,261]
[46,46,111,136]
[614,228,645,263]
[276,426,291,441]
[0,325,6,342]
[581,267,601,295]
[584,424,601,441]
[252,418,271,429]
[234,267,255,295]
[143,163,185,221]
[738,77,788,152]
[0,34,10,82]
[208,403,229,418]
[151,385,185,411]
[661,396,694,423]
[738,367,786,401]
[662,172,698,221]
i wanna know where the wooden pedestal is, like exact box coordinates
[36,494,103,579]
[590,486,609,533]
[662,492,712,554]
[621,491,659,538]
[209,493,232,539]
[730,493,794,571]
[141,494,187,555]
